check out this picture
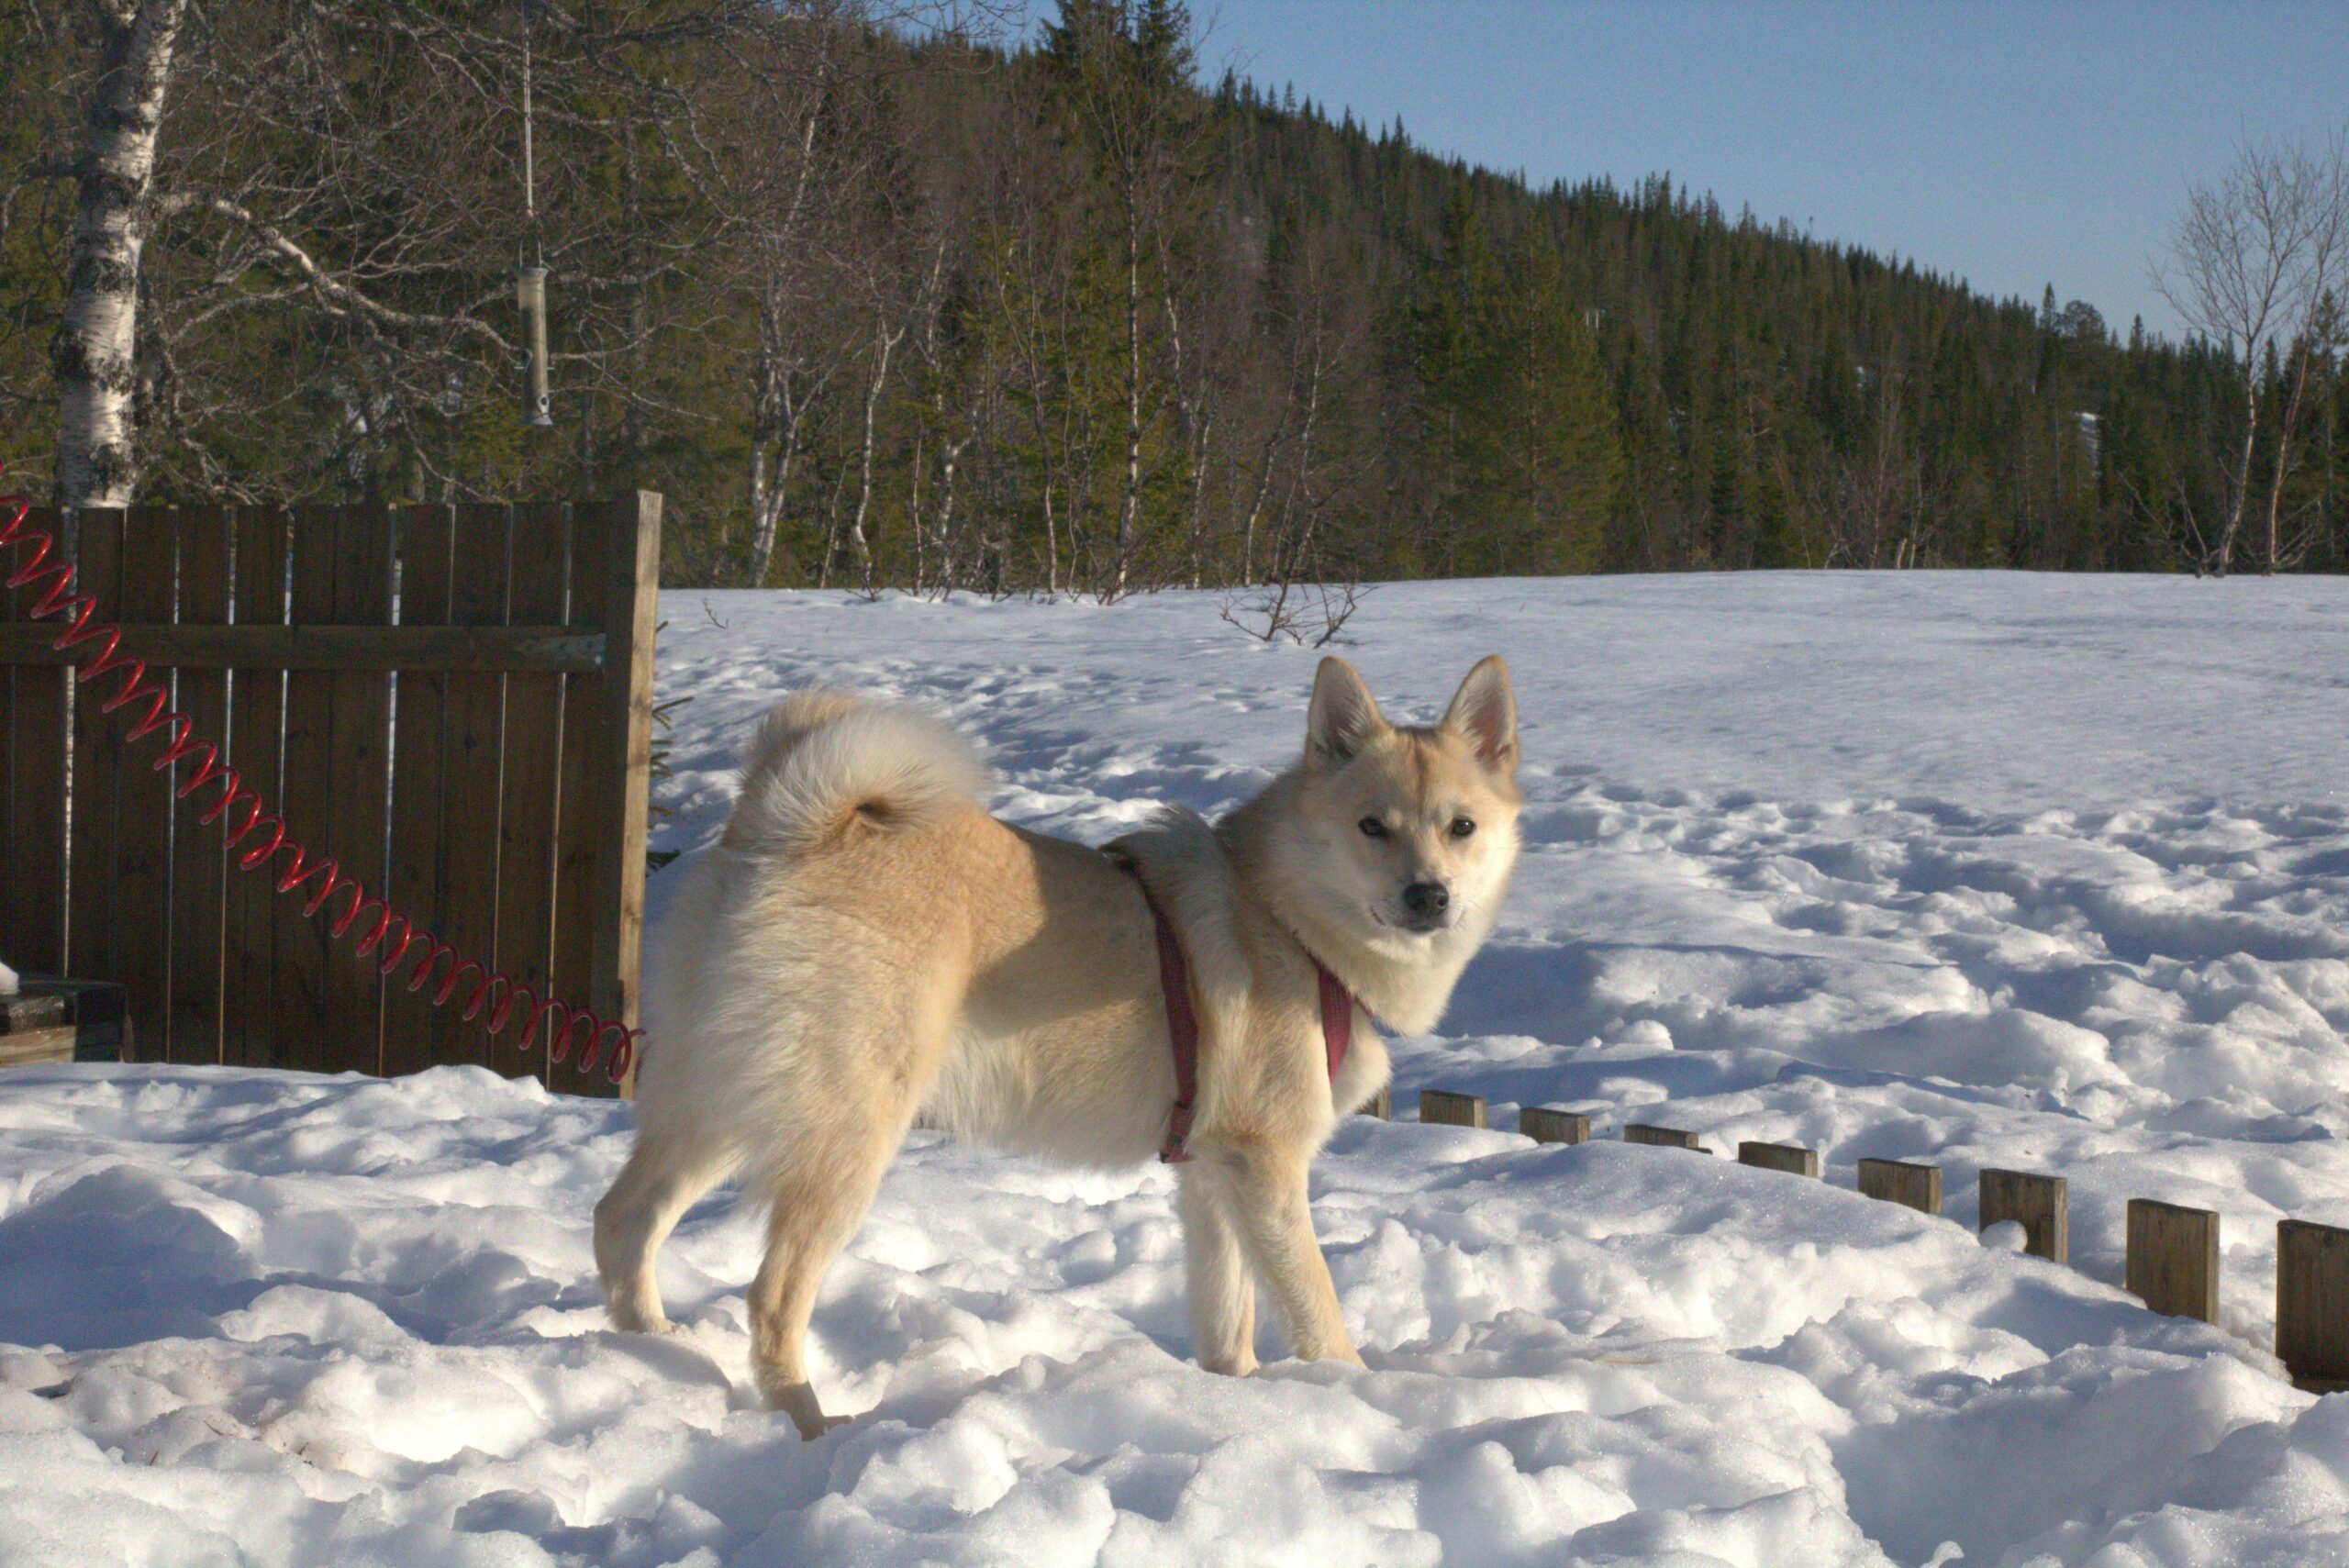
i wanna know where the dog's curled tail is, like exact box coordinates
[723,689,988,853]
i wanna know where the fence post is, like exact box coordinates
[2279,1219,2349,1392]
[1980,1169,2067,1262]
[1857,1158,1942,1215]
[591,493,662,1094]
[1359,1084,1391,1120]
[1419,1088,1486,1129]
[1738,1140,1820,1176]
[1625,1123,1708,1153]
[1520,1106,1589,1145]
[2126,1198,2218,1324]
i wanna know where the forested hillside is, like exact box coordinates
[3,0,2341,588]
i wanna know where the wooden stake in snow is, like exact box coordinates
[1624,1124,1707,1153]
[2126,1199,2219,1324]
[1738,1141,1820,1177]
[1980,1169,2068,1262]
[1358,1084,1391,1120]
[2278,1219,2349,1393]
[1857,1158,1942,1215]
[1419,1089,1485,1129]
[1520,1106,1589,1145]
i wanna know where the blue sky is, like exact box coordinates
[1177,0,2349,339]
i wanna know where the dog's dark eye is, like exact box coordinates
[1358,817,1387,839]
[1450,817,1476,839]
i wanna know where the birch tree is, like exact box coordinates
[2154,128,2349,573]
[737,76,854,585]
[53,0,188,508]
[2257,131,2348,568]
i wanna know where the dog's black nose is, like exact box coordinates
[1403,881,1450,918]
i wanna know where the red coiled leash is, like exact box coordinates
[0,464,640,1083]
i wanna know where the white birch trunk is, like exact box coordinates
[844,322,903,588]
[55,0,189,509]
[2217,373,2259,576]
[1114,202,1142,600]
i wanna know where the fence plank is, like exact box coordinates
[7,658,66,977]
[1980,1168,2068,1262]
[2126,1198,2219,1324]
[493,505,569,1085]
[1419,1088,1486,1129]
[167,508,231,1063]
[3,508,70,977]
[383,506,452,1076]
[67,513,125,995]
[1520,1106,1589,1145]
[273,507,340,1072]
[1857,1157,1942,1215]
[591,495,660,1092]
[113,513,178,1060]
[320,503,394,1074]
[7,679,67,975]
[1738,1140,1820,1177]
[1625,1123,1709,1152]
[2279,1219,2349,1393]
[439,505,511,1068]
[223,510,286,1067]
[549,504,606,1096]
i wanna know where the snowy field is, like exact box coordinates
[7,572,2349,1566]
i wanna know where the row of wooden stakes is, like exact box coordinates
[1362,1084,2349,1395]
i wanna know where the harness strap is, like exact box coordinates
[1122,863,1354,1164]
[1318,961,1353,1083]
[1138,884,1201,1164]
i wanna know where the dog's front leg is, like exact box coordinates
[1209,1140,1362,1366]
[1179,1164,1257,1375]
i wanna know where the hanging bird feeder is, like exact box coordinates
[517,262,553,428]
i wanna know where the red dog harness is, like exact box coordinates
[1127,871,1354,1164]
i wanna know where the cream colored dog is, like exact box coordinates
[595,655,1521,1438]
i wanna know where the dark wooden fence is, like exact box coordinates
[0,495,660,1096]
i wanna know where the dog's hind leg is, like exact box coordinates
[744,1108,911,1440]
[1180,1164,1258,1376]
[596,1130,739,1334]
[741,993,953,1439]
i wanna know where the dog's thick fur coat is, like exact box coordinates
[596,658,1521,1437]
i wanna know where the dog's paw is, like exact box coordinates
[604,1296,674,1336]
[760,1374,837,1440]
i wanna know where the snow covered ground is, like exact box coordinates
[7,572,2349,1566]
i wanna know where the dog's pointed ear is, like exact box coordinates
[1307,657,1387,764]
[1442,656,1517,774]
